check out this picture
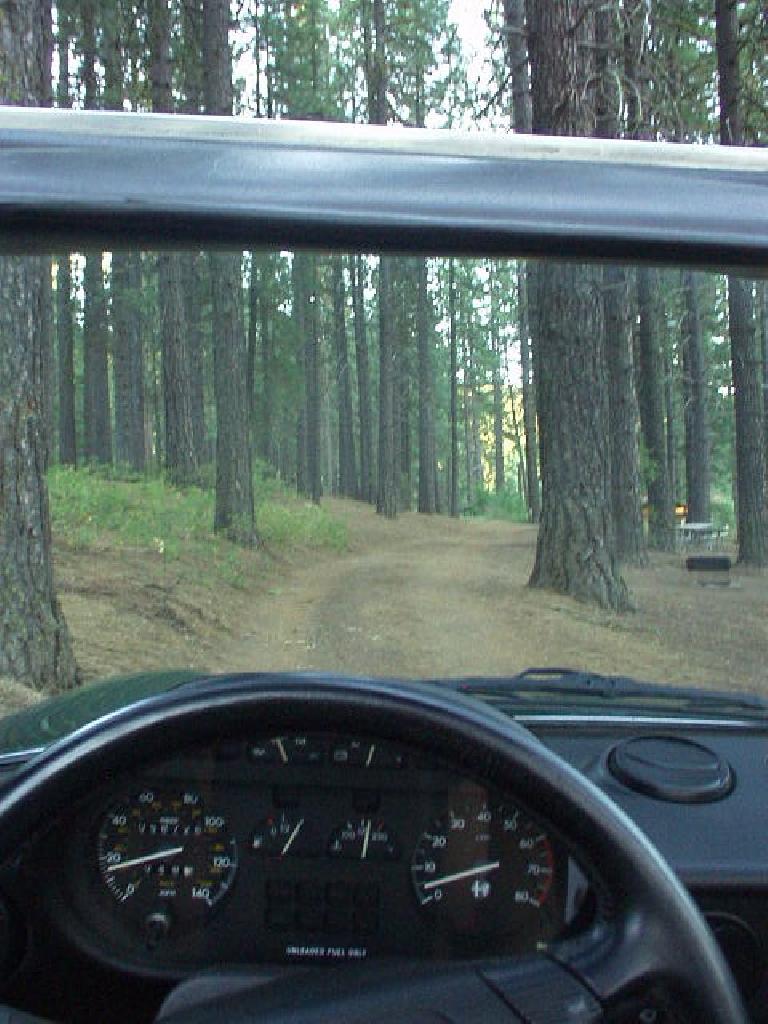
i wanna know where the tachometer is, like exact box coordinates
[410,802,555,939]
[97,789,237,915]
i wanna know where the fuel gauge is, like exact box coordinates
[251,812,317,858]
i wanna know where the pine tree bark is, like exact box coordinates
[255,257,274,466]
[596,2,646,565]
[377,257,397,518]
[203,0,256,543]
[490,267,505,495]
[448,260,459,518]
[150,0,199,486]
[82,254,112,464]
[715,0,765,564]
[351,255,374,504]
[760,282,768,502]
[503,0,540,521]
[526,0,629,610]
[332,256,358,498]
[80,0,111,465]
[369,0,396,518]
[111,253,146,471]
[680,271,711,523]
[55,12,76,466]
[417,259,437,513]
[603,266,646,564]
[180,254,208,464]
[0,0,79,691]
[293,252,321,504]
[636,268,674,549]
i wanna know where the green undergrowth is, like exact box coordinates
[464,486,529,523]
[48,464,347,585]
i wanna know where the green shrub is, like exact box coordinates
[47,465,347,577]
[464,486,529,523]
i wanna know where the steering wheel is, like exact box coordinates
[0,675,748,1024]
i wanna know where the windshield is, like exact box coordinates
[2,247,766,721]
[1,1,767,737]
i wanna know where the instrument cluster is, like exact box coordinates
[56,733,588,969]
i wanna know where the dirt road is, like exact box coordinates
[214,500,768,693]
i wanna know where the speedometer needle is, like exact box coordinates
[422,861,500,890]
[106,846,185,872]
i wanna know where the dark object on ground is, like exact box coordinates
[686,554,732,586]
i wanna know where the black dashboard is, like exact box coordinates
[37,733,584,973]
[1,693,767,1023]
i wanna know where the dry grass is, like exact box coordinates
[2,499,766,723]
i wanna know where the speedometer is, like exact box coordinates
[410,801,555,940]
[97,788,237,917]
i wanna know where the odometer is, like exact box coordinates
[97,789,237,916]
[410,801,556,942]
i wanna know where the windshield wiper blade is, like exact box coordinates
[439,668,768,716]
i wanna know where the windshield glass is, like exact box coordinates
[1,0,767,740]
[1,246,766,729]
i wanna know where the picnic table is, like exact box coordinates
[676,522,727,550]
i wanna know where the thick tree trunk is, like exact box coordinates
[204,0,256,542]
[526,0,629,610]
[448,260,459,518]
[680,271,711,523]
[604,266,646,564]
[596,3,645,565]
[636,268,674,549]
[716,0,765,565]
[0,0,79,690]
[351,255,374,504]
[529,262,629,610]
[332,256,358,497]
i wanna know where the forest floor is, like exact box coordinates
[3,497,767,716]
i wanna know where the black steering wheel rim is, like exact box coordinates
[0,673,749,1023]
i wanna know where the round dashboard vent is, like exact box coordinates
[607,735,733,803]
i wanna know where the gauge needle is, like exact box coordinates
[106,846,185,873]
[361,818,372,860]
[422,861,500,890]
[280,818,304,857]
